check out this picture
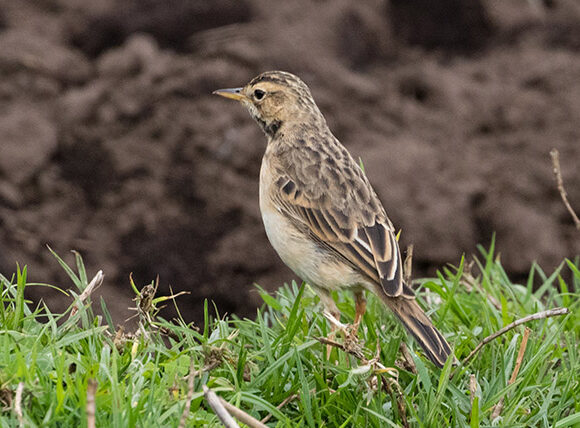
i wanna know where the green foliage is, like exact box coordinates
[0,246,578,427]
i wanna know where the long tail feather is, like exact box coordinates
[381,294,452,368]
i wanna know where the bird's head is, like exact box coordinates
[213,71,324,138]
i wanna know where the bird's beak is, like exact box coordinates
[212,87,246,101]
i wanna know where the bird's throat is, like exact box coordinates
[256,117,282,138]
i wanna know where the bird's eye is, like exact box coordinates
[253,89,265,100]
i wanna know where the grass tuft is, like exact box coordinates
[0,246,578,426]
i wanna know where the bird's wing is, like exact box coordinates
[272,143,406,297]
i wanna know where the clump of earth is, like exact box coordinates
[0,0,578,324]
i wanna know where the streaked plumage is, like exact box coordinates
[214,71,451,367]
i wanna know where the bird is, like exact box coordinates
[214,71,451,367]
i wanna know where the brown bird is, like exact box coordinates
[214,71,451,367]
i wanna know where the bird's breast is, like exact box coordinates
[259,155,306,275]
[259,154,365,291]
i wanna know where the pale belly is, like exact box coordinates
[261,207,361,291]
[259,157,365,292]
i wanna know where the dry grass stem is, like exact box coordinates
[113,325,125,349]
[203,385,239,428]
[191,359,222,378]
[218,397,268,428]
[461,307,568,368]
[260,387,325,424]
[469,375,477,406]
[14,382,24,427]
[490,327,531,420]
[260,393,300,424]
[178,359,196,428]
[322,310,348,331]
[508,327,531,384]
[316,336,365,360]
[86,379,97,428]
[126,276,188,341]
[69,270,104,318]
[398,342,417,374]
[550,148,580,230]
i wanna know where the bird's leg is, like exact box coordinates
[319,289,341,328]
[318,290,341,358]
[353,291,367,333]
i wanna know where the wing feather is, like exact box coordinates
[364,224,390,262]
[275,173,405,297]
[335,236,381,282]
[270,134,408,297]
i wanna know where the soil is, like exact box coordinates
[0,0,578,326]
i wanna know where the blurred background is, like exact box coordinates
[0,0,578,325]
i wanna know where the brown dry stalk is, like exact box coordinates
[398,342,417,374]
[508,327,531,385]
[550,148,580,230]
[260,393,300,424]
[490,327,531,419]
[189,359,223,378]
[461,307,568,368]
[260,387,327,424]
[69,270,104,319]
[316,336,365,360]
[469,375,477,406]
[178,359,196,428]
[86,379,97,428]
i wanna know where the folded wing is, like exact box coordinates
[274,168,405,298]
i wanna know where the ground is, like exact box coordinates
[0,0,578,324]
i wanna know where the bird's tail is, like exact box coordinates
[381,294,452,368]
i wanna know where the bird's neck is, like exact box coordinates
[288,118,331,143]
[266,119,333,156]
[257,118,282,139]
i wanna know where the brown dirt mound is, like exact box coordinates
[0,0,578,325]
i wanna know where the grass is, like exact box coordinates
[0,243,579,427]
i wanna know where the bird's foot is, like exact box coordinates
[322,310,364,358]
